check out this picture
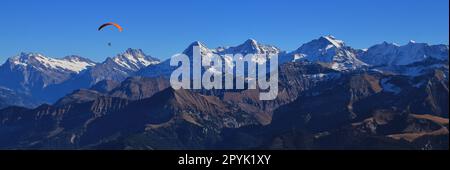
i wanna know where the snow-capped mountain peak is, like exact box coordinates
[294,35,346,53]
[288,35,367,71]
[360,41,449,66]
[380,41,399,47]
[235,38,261,54]
[189,41,208,48]
[217,39,280,56]
[7,53,34,67]
[6,53,96,73]
[109,48,160,71]
[241,38,259,49]
[182,41,213,57]
[183,41,210,52]
[320,35,345,48]
[62,55,97,69]
[124,48,145,56]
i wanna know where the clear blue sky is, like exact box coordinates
[0,0,448,63]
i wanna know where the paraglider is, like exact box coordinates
[98,22,122,47]
[98,22,123,32]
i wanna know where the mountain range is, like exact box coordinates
[0,35,448,149]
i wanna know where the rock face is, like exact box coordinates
[107,76,169,100]
[0,87,40,109]
[54,76,170,106]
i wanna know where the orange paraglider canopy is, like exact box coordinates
[98,22,123,32]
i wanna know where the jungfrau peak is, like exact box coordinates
[288,35,367,71]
